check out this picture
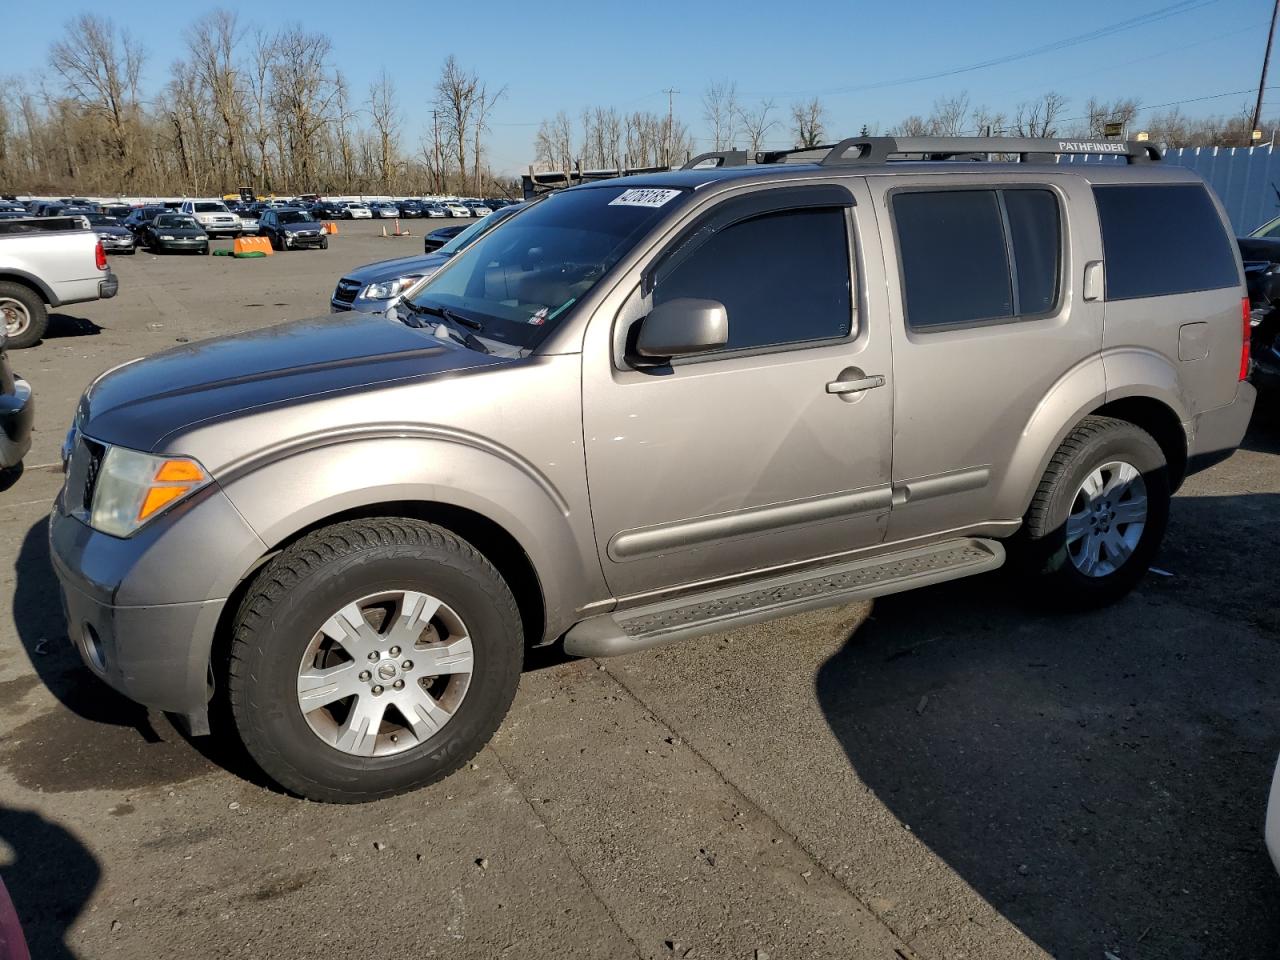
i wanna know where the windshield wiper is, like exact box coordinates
[399,300,489,353]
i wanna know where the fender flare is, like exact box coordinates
[216,435,598,641]
[0,268,56,306]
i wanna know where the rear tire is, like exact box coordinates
[228,517,524,803]
[0,281,48,349]
[1015,416,1170,608]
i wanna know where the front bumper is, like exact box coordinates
[99,236,135,251]
[282,232,325,248]
[48,476,268,730]
[156,239,207,252]
[0,372,33,469]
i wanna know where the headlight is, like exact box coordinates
[362,276,423,300]
[90,447,210,537]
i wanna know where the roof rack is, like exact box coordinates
[681,136,1162,171]
[821,136,1162,165]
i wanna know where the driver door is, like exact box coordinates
[581,179,894,601]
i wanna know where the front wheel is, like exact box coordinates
[319,236,329,250]
[228,518,523,803]
[1015,416,1170,608]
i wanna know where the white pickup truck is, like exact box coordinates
[0,217,119,348]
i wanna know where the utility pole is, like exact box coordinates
[431,109,442,194]
[663,87,679,167]
[1252,0,1280,144]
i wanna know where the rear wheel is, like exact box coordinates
[1016,416,1170,608]
[229,518,523,803]
[0,281,48,349]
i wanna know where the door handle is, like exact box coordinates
[826,373,886,395]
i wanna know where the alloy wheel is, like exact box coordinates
[1065,460,1147,578]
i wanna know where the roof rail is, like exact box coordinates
[682,150,749,170]
[820,136,1162,165]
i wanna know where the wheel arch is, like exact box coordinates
[0,270,55,306]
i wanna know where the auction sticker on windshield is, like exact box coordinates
[608,188,682,208]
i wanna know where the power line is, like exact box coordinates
[740,0,1221,100]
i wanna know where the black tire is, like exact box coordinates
[228,517,523,803]
[320,236,329,250]
[0,281,48,349]
[1015,416,1170,608]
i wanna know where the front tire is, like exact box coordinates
[0,281,48,349]
[228,518,523,803]
[1017,416,1170,608]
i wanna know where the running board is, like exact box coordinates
[564,538,1005,658]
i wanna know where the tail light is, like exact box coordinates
[94,240,106,272]
[1240,296,1251,380]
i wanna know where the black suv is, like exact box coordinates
[259,208,329,250]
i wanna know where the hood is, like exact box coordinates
[81,311,505,454]
[153,225,205,237]
[341,252,449,284]
[95,225,132,237]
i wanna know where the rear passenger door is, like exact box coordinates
[873,175,1105,542]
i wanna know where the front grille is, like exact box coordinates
[65,437,106,516]
[333,279,360,304]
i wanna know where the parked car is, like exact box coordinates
[343,202,373,220]
[1269,753,1280,875]
[0,329,33,473]
[84,213,136,254]
[371,202,400,219]
[1249,214,1280,240]
[396,200,424,218]
[422,223,468,252]
[463,201,492,217]
[0,215,118,347]
[0,202,27,215]
[122,206,167,237]
[259,208,329,251]
[50,136,1255,803]
[99,203,132,219]
[0,874,30,960]
[179,199,242,237]
[421,202,448,219]
[442,201,471,218]
[1239,235,1280,392]
[311,201,345,220]
[141,213,209,254]
[332,203,526,312]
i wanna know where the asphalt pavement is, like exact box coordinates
[1,219,1277,959]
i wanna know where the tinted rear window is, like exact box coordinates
[1094,184,1238,300]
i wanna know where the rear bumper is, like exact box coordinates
[99,273,118,299]
[0,375,33,469]
[1186,381,1256,475]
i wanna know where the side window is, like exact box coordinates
[893,188,1063,330]
[1094,184,1238,300]
[652,207,853,353]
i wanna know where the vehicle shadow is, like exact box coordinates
[0,805,99,960]
[43,314,101,340]
[11,520,155,733]
[816,495,1280,958]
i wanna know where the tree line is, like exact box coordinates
[0,11,507,198]
[535,82,1279,175]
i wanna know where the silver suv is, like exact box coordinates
[50,137,1256,802]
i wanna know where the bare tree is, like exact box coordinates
[889,115,930,136]
[1012,92,1067,137]
[471,81,505,192]
[50,14,145,179]
[791,98,826,149]
[1080,96,1141,138]
[535,110,574,172]
[703,80,739,150]
[929,92,970,136]
[435,55,478,192]
[367,69,400,192]
[185,10,246,185]
[269,25,341,190]
[737,98,777,155]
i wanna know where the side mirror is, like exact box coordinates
[635,298,729,361]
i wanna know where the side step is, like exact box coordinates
[563,537,1005,658]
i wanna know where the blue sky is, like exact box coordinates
[4,0,1273,172]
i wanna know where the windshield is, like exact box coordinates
[86,214,119,226]
[278,211,314,224]
[437,209,513,255]
[193,202,227,213]
[156,215,198,228]
[405,185,684,353]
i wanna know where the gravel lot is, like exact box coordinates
[1,219,1278,959]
